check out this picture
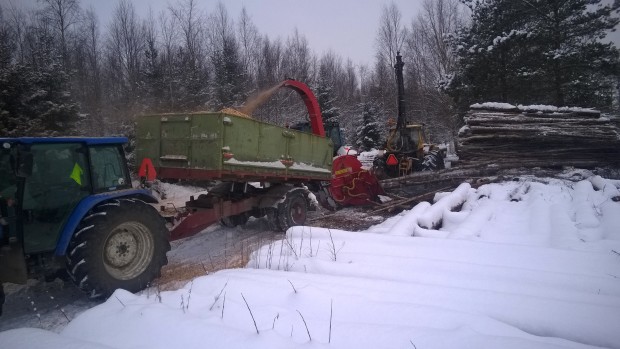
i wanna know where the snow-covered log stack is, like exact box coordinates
[457,103,620,168]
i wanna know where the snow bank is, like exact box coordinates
[0,328,114,349]
[416,183,471,230]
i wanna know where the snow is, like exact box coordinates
[224,158,330,173]
[357,149,383,169]
[469,102,601,115]
[2,175,620,348]
[470,102,518,110]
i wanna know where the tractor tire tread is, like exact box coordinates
[66,199,170,298]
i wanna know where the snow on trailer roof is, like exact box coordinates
[0,137,128,145]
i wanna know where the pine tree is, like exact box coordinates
[355,100,382,151]
[0,27,81,137]
[211,35,245,109]
[528,0,620,107]
[444,0,620,110]
[140,37,164,111]
[316,66,340,123]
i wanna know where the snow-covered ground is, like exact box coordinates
[2,171,620,349]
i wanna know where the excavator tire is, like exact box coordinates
[421,151,445,171]
[66,199,170,298]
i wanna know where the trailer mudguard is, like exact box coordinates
[54,188,158,256]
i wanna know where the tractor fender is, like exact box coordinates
[257,185,309,209]
[54,189,158,256]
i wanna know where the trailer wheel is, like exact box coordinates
[277,191,308,232]
[371,157,389,179]
[266,208,282,231]
[66,199,170,298]
[220,214,249,228]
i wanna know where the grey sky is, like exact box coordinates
[3,0,619,67]
[4,0,424,67]
[86,0,425,67]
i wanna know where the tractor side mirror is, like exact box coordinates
[16,148,33,177]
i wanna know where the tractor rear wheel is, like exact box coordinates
[66,199,170,298]
[277,190,308,232]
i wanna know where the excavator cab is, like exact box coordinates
[386,123,426,158]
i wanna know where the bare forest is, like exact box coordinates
[0,0,465,147]
[1,0,618,146]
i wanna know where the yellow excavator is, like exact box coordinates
[372,53,445,179]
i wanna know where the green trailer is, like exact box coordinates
[136,111,335,236]
[136,112,333,183]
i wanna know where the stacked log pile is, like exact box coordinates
[457,103,620,169]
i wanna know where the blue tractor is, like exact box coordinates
[0,138,170,314]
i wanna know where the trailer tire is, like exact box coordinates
[220,214,249,228]
[277,191,308,232]
[371,157,386,179]
[266,208,282,231]
[66,199,170,298]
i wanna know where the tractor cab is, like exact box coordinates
[290,120,347,156]
[0,138,132,284]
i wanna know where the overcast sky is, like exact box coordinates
[94,0,426,68]
[3,0,425,67]
[3,0,619,68]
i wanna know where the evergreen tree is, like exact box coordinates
[529,0,620,107]
[444,0,620,110]
[139,35,164,111]
[0,25,81,137]
[355,100,382,151]
[315,63,340,123]
[210,35,245,109]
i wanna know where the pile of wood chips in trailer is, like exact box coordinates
[457,102,620,169]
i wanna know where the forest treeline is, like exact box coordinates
[1,0,618,149]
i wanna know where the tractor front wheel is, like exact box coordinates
[66,199,170,298]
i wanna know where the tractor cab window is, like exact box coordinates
[22,143,91,253]
[0,145,16,199]
[327,126,343,151]
[89,145,131,192]
[1,144,17,244]
[408,128,421,146]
